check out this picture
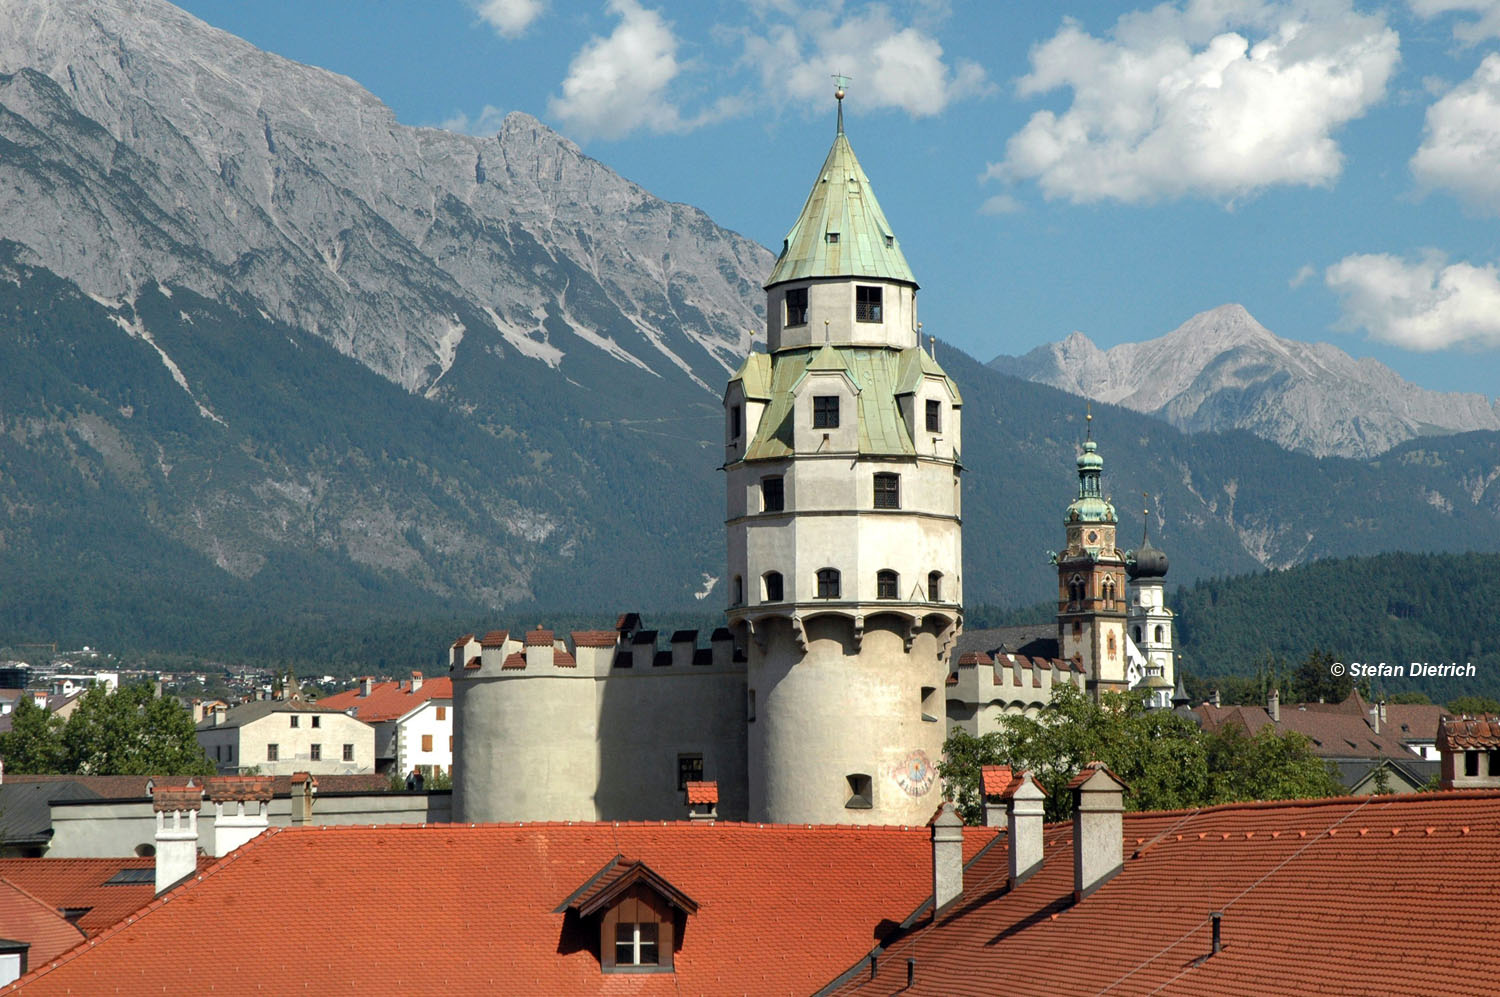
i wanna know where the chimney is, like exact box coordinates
[1070,762,1128,902]
[153,783,203,895]
[290,772,317,825]
[684,780,718,821]
[1267,687,1280,723]
[212,703,226,726]
[931,801,964,915]
[206,776,273,857]
[1008,772,1047,884]
[980,765,1012,828]
[410,671,423,694]
[359,677,374,697]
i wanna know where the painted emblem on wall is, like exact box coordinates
[892,749,936,797]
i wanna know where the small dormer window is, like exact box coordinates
[561,858,699,975]
[884,234,894,248]
[813,395,839,428]
[826,232,840,244]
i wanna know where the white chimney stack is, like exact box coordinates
[931,802,964,915]
[1008,772,1048,885]
[410,671,423,693]
[206,776,273,857]
[1070,762,1128,902]
[153,783,203,895]
[1268,687,1280,723]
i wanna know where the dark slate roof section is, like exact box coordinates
[630,630,658,646]
[0,781,101,846]
[670,630,698,644]
[955,624,1060,661]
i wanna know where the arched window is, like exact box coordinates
[1107,632,1117,658]
[928,571,943,602]
[1133,625,1142,644]
[1068,575,1086,605]
[816,568,841,599]
[1154,624,1164,644]
[763,571,784,602]
[1101,576,1116,604]
[877,569,898,600]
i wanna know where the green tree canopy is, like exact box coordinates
[3,682,215,777]
[0,695,66,774]
[939,684,1342,824]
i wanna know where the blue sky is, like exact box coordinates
[173,0,1500,396]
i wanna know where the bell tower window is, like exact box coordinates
[785,287,808,326]
[855,286,882,322]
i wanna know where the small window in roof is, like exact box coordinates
[106,868,156,885]
[884,234,894,248]
[826,232,840,244]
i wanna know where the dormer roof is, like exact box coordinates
[557,856,700,918]
[765,119,915,290]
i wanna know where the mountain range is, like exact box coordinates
[991,304,1500,459]
[0,0,1497,657]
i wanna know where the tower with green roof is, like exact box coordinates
[722,88,962,826]
[1054,413,1130,696]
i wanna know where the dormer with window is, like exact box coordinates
[557,857,699,974]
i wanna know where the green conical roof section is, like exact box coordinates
[765,111,916,289]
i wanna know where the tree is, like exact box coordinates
[1201,724,1343,803]
[58,682,215,776]
[939,684,1343,824]
[1447,695,1500,715]
[1388,691,1432,705]
[1288,648,1351,704]
[0,696,65,773]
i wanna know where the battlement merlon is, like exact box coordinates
[449,620,744,680]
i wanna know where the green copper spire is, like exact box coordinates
[765,90,916,290]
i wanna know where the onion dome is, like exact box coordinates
[1127,538,1169,580]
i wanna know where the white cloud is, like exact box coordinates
[990,1,1400,204]
[1411,53,1500,212]
[1408,0,1500,43]
[1289,263,1318,287]
[548,0,737,141]
[472,0,545,39]
[1325,251,1500,350]
[440,105,509,135]
[979,193,1022,215]
[742,4,992,117]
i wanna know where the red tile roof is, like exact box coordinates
[1437,715,1500,750]
[684,781,718,805]
[479,630,509,648]
[205,777,273,804]
[0,880,84,966]
[501,652,526,670]
[0,858,212,938]
[6,822,995,995]
[449,633,474,649]
[463,655,481,670]
[1196,702,1418,760]
[571,630,618,648]
[956,651,991,666]
[980,765,1014,797]
[830,790,1500,997]
[317,676,452,723]
[149,787,202,813]
[523,628,555,646]
[553,650,577,668]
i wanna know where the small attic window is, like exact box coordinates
[846,773,873,809]
[560,858,699,975]
[826,232,840,244]
[884,235,894,248]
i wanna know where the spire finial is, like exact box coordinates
[1085,402,1093,442]
[832,73,851,134]
[1142,491,1151,544]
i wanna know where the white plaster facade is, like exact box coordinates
[394,699,452,778]
[196,703,375,776]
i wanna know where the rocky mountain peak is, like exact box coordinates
[991,304,1500,459]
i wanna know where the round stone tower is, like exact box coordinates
[723,92,962,825]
